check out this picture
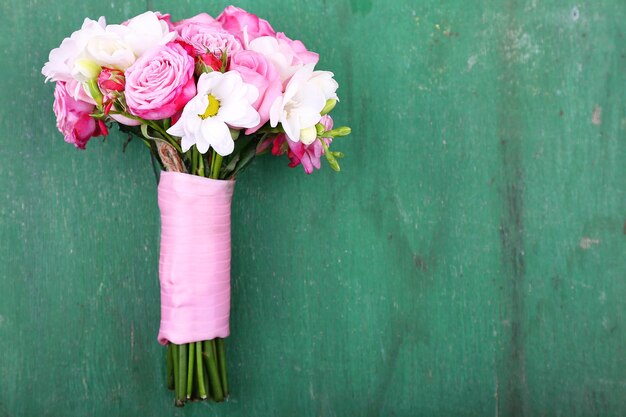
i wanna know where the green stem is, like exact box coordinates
[198,151,205,177]
[216,338,229,396]
[209,151,216,177]
[166,344,175,390]
[177,344,188,405]
[109,111,183,153]
[172,344,181,405]
[211,339,217,362]
[203,347,211,400]
[196,341,207,399]
[187,343,195,399]
[191,147,198,176]
[203,340,224,402]
[210,153,223,179]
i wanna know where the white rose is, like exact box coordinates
[84,31,136,70]
[109,11,177,57]
[42,17,106,82]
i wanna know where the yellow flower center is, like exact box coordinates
[199,94,220,119]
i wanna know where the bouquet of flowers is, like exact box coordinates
[42,6,350,406]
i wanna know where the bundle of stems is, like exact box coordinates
[167,339,229,406]
[117,119,260,406]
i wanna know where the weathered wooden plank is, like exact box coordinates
[0,1,624,416]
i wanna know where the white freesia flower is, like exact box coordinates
[42,17,106,82]
[270,64,338,145]
[308,71,339,101]
[167,71,260,156]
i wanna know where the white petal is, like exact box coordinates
[219,102,259,128]
[197,71,222,95]
[195,136,211,154]
[166,121,185,137]
[298,108,323,129]
[122,11,176,56]
[180,135,195,152]
[283,64,315,102]
[269,96,283,128]
[212,71,238,100]
[282,116,301,142]
[202,119,234,156]
[309,71,339,100]
[295,83,326,111]
[187,110,204,133]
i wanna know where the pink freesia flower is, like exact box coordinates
[229,50,282,134]
[53,81,107,149]
[174,13,241,57]
[216,6,276,45]
[124,43,196,120]
[319,114,334,133]
[271,115,333,174]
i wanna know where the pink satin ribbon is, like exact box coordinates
[157,171,235,345]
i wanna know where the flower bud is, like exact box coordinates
[315,123,325,136]
[324,151,341,172]
[300,126,317,145]
[197,53,223,73]
[328,126,351,137]
[229,128,240,141]
[320,99,337,116]
[97,68,125,93]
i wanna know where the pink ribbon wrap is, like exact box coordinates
[157,171,235,345]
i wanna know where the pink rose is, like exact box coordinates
[53,81,107,149]
[249,33,319,84]
[229,50,282,134]
[65,79,96,105]
[124,43,196,120]
[174,13,241,56]
[275,32,319,66]
[174,13,221,32]
[217,6,276,44]
[154,12,175,31]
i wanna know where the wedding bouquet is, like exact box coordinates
[42,6,350,406]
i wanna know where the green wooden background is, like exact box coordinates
[1,0,624,416]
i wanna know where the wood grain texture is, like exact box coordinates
[0,1,624,416]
